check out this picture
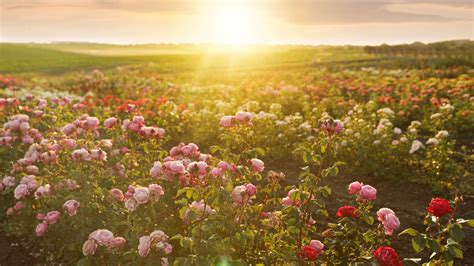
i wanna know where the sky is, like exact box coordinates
[0,0,473,45]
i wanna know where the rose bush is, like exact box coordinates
[0,67,472,264]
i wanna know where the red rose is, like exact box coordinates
[297,245,319,261]
[336,206,358,218]
[373,246,402,266]
[427,198,453,217]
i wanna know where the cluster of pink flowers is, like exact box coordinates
[13,175,39,199]
[376,208,400,235]
[183,200,216,224]
[348,181,377,201]
[111,184,165,212]
[35,210,60,236]
[62,115,100,137]
[209,160,238,177]
[321,119,344,135]
[150,143,214,185]
[82,229,126,256]
[0,114,42,146]
[0,97,20,109]
[138,230,172,257]
[51,96,72,107]
[231,183,257,207]
[219,111,254,128]
[71,147,107,161]
[119,115,165,139]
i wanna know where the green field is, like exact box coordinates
[2,42,473,82]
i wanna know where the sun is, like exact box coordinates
[209,5,259,44]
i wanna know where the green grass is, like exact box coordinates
[1,42,469,76]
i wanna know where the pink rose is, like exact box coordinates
[231,185,249,207]
[164,243,173,254]
[250,158,265,172]
[3,176,16,187]
[14,184,28,199]
[109,188,124,201]
[14,201,24,210]
[103,117,118,129]
[148,184,164,201]
[133,187,150,204]
[377,208,395,222]
[245,183,257,196]
[86,117,100,128]
[310,240,324,253]
[138,236,151,257]
[110,237,127,249]
[150,162,162,178]
[383,213,400,236]
[63,199,80,216]
[150,230,169,242]
[359,185,377,201]
[62,124,75,135]
[44,210,60,224]
[168,160,185,175]
[210,167,223,177]
[90,149,107,161]
[348,181,363,194]
[91,229,114,246]
[125,198,138,212]
[35,222,48,237]
[219,116,234,128]
[82,239,98,256]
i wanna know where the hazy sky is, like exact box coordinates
[1,0,473,45]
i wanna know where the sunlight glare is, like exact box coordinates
[209,5,259,44]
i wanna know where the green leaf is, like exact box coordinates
[412,234,426,253]
[399,228,418,237]
[427,239,441,253]
[448,245,463,259]
[467,219,474,227]
[449,224,464,243]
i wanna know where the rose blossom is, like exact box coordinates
[35,222,48,237]
[63,199,80,216]
[373,246,402,266]
[359,185,377,201]
[14,184,29,199]
[250,158,264,172]
[133,187,150,204]
[82,239,98,256]
[231,185,249,207]
[138,236,151,257]
[310,240,324,253]
[103,117,118,129]
[348,181,363,194]
[245,183,257,196]
[91,229,114,246]
[336,206,358,218]
[109,188,124,201]
[427,198,453,217]
[110,237,127,249]
[44,211,60,224]
[219,116,234,128]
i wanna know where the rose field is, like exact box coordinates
[0,43,473,265]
